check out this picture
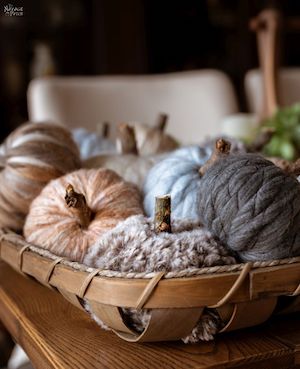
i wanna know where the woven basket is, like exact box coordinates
[1,229,300,342]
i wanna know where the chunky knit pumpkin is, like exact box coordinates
[0,122,81,231]
[198,153,300,261]
[24,168,144,262]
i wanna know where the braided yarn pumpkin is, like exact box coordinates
[198,153,300,261]
[24,168,144,262]
[0,122,81,231]
[143,138,245,219]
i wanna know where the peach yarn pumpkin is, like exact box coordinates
[24,168,144,262]
[0,122,81,231]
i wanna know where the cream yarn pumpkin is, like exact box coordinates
[84,124,168,189]
[132,114,178,156]
[24,168,144,262]
[73,115,178,161]
[84,154,164,190]
[0,122,81,231]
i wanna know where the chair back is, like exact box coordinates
[28,70,238,143]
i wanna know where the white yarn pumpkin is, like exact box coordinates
[82,123,169,189]
[132,121,179,156]
[73,115,178,161]
[84,153,165,189]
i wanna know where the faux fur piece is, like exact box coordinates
[83,215,236,343]
[83,215,236,271]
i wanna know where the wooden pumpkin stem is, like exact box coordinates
[155,195,171,233]
[247,127,275,152]
[117,123,138,155]
[289,158,300,176]
[65,184,92,229]
[199,139,231,176]
[271,157,300,177]
[102,122,110,138]
[96,122,110,138]
[156,113,169,132]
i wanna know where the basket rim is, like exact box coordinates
[2,229,300,309]
[2,229,300,280]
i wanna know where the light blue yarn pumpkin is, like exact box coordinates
[72,128,115,160]
[143,138,246,220]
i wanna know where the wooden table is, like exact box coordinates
[1,262,300,369]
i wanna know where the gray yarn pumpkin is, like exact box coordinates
[143,137,246,219]
[198,153,300,261]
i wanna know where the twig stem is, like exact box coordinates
[116,123,138,155]
[155,195,171,233]
[65,184,91,229]
[199,139,231,176]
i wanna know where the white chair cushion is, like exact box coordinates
[28,70,238,144]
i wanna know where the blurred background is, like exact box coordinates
[1,0,300,141]
[2,1,300,368]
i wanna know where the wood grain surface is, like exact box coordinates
[0,319,14,367]
[0,261,300,369]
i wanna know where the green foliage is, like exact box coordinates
[262,104,300,160]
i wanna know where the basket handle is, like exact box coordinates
[208,262,253,309]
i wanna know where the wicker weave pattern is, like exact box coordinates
[1,229,300,342]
